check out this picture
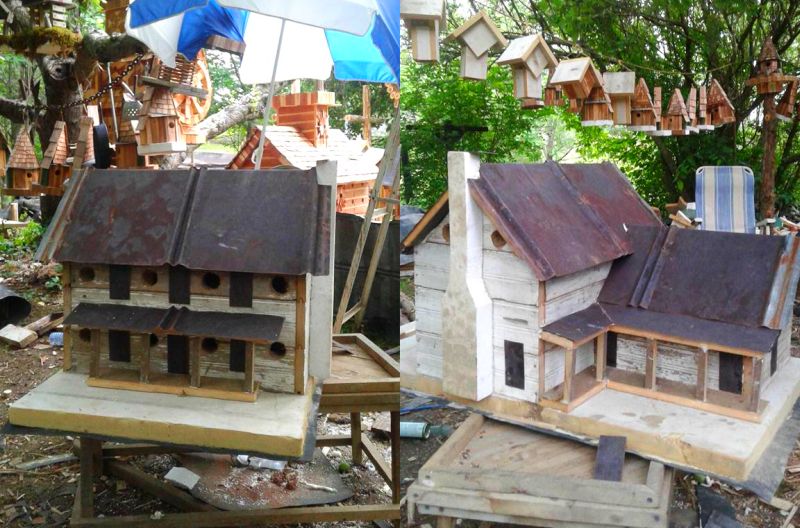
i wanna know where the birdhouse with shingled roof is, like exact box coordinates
[628,78,657,131]
[497,34,558,107]
[5,128,40,195]
[707,79,736,125]
[136,87,187,156]
[447,10,508,80]
[401,0,445,62]
[663,88,690,135]
[37,120,70,195]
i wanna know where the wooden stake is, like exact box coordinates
[595,334,607,382]
[645,339,658,390]
[563,346,575,404]
[244,342,255,393]
[695,348,708,401]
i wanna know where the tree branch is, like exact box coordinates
[0,95,37,123]
[197,90,263,140]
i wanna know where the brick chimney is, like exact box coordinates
[272,91,336,148]
[441,151,494,401]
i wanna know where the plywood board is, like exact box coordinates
[8,371,316,457]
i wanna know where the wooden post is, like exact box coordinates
[760,95,778,218]
[742,356,762,412]
[79,437,103,518]
[294,274,306,394]
[562,346,575,404]
[62,263,73,371]
[244,342,255,393]
[595,334,606,382]
[189,337,201,388]
[89,329,101,377]
[138,334,150,383]
[645,339,658,390]
[695,348,708,401]
[538,338,546,400]
[391,410,401,505]
[351,412,363,465]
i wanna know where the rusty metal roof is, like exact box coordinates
[39,167,331,276]
[65,303,284,342]
[470,162,661,280]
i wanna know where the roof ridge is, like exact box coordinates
[168,167,201,266]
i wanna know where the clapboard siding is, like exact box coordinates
[414,223,450,380]
[616,336,722,391]
[542,279,605,326]
[482,214,514,254]
[541,341,595,393]
[483,249,539,306]
[414,242,450,290]
[546,263,611,300]
[416,331,443,378]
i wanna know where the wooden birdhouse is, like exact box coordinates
[697,85,714,131]
[628,78,657,132]
[72,117,96,169]
[548,57,602,101]
[5,128,40,195]
[102,0,129,34]
[776,80,797,122]
[581,86,614,126]
[38,121,70,195]
[497,34,558,105]
[686,86,698,134]
[136,87,187,156]
[544,85,564,107]
[757,37,780,77]
[400,0,445,62]
[603,72,636,125]
[647,86,672,136]
[707,79,736,125]
[114,119,141,169]
[447,11,508,80]
[24,0,74,28]
[746,37,797,95]
[662,89,689,135]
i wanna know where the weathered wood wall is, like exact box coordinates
[66,264,300,393]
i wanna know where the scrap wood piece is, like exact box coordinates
[26,312,64,337]
[0,323,38,348]
[593,435,626,481]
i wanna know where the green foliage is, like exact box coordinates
[0,221,44,254]
[45,274,62,292]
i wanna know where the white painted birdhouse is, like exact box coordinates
[447,10,508,80]
[400,0,445,62]
[497,34,558,104]
[548,57,602,101]
[603,72,636,125]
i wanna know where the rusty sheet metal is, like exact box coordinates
[65,303,284,342]
[763,234,800,329]
[46,168,331,276]
[599,225,666,307]
[541,303,610,343]
[640,227,785,328]
[602,303,779,355]
[471,162,659,281]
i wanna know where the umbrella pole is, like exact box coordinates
[254,18,287,169]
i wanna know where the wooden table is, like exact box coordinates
[65,333,401,527]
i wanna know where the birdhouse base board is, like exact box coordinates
[627,125,657,132]
[138,142,188,156]
[30,184,64,197]
[648,130,673,136]
[8,371,318,458]
[580,119,614,127]
[696,125,715,131]
[87,369,259,403]
[2,188,39,197]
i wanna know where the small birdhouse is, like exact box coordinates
[696,85,714,131]
[25,0,74,28]
[745,37,796,95]
[757,37,780,77]
[628,78,657,132]
[5,128,40,195]
[581,86,614,126]
[136,87,187,156]
[707,79,736,126]
[497,34,558,105]
[544,85,564,107]
[400,0,445,62]
[686,86,698,134]
[447,10,508,80]
[603,72,636,125]
[548,57,602,101]
[72,117,96,170]
[648,86,672,136]
[103,0,129,34]
[39,121,70,195]
[776,80,797,122]
[663,89,689,135]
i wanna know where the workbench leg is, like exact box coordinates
[437,516,455,528]
[351,412,362,465]
[79,437,102,518]
[391,409,401,528]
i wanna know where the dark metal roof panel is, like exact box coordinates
[541,304,611,342]
[598,225,667,306]
[471,162,659,281]
[640,228,784,328]
[48,168,331,276]
[65,303,284,342]
[601,303,779,355]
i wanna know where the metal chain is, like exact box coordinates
[38,53,146,111]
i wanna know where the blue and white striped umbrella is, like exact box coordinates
[125,0,399,84]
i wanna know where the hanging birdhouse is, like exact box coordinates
[136,86,187,156]
[400,0,445,62]
[776,80,797,122]
[25,0,75,28]
[37,121,70,195]
[686,86,698,134]
[648,86,672,136]
[697,85,714,131]
[707,79,736,125]
[544,85,564,107]
[447,10,508,80]
[662,89,690,135]
[628,78,657,132]
[5,128,40,196]
[497,34,558,106]
[603,72,636,125]
[73,117,96,169]
[103,0,129,34]
[548,57,602,101]
[581,86,614,126]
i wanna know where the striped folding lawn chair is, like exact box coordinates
[695,166,756,234]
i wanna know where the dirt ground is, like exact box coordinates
[0,256,393,528]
